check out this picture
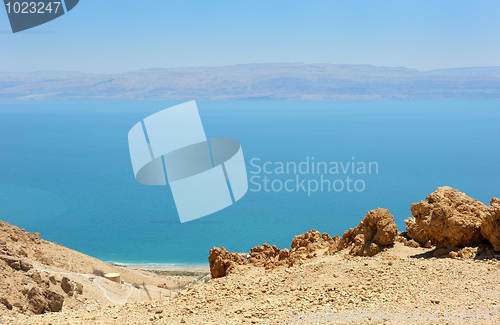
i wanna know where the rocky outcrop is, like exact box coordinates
[408,186,488,247]
[255,230,339,268]
[208,247,248,278]
[248,243,280,267]
[209,230,338,278]
[209,210,400,278]
[337,208,398,256]
[291,230,334,251]
[26,287,64,314]
[0,255,32,271]
[481,198,500,252]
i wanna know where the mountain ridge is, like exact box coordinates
[1,63,499,100]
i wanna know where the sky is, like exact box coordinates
[0,0,499,73]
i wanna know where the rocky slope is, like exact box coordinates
[0,220,199,317]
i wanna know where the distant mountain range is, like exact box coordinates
[1,63,500,100]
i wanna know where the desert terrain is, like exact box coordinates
[0,186,498,324]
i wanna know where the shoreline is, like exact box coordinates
[128,265,210,273]
[107,261,209,268]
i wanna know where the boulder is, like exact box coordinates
[75,282,84,295]
[410,186,487,248]
[208,247,248,278]
[249,243,280,267]
[44,291,64,312]
[20,260,32,271]
[0,296,13,309]
[0,255,32,271]
[339,208,398,256]
[27,287,46,314]
[48,275,57,285]
[291,230,333,251]
[60,277,74,296]
[404,217,430,245]
[481,198,500,252]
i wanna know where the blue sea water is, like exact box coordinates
[0,100,499,266]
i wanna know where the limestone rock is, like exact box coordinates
[404,217,430,245]
[20,260,32,271]
[291,230,333,251]
[410,186,487,248]
[404,240,420,248]
[208,247,248,278]
[209,230,338,278]
[60,277,75,296]
[339,208,398,256]
[27,287,47,314]
[248,243,280,267]
[481,198,500,252]
[0,255,32,271]
[25,287,64,314]
[48,275,57,285]
[0,296,13,309]
[75,282,84,295]
[44,291,64,312]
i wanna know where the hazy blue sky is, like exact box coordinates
[1,0,499,73]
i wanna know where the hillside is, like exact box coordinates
[0,220,205,318]
[1,63,500,100]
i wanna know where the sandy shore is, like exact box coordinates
[128,265,210,273]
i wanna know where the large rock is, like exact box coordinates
[339,208,398,256]
[27,287,46,314]
[0,296,13,309]
[291,230,334,251]
[248,243,280,267]
[410,186,487,248]
[44,291,64,312]
[60,277,75,296]
[26,287,64,314]
[0,255,32,272]
[208,247,248,278]
[481,198,500,252]
[404,217,430,245]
